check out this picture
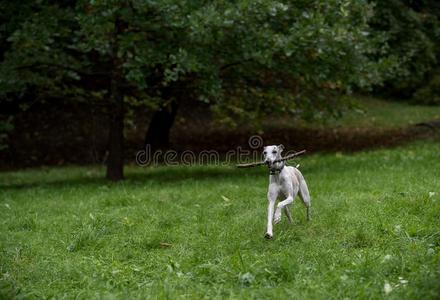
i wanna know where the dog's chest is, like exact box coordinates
[271,174,292,195]
[280,175,291,194]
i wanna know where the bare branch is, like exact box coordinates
[236,150,306,168]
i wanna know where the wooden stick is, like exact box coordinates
[236,161,266,168]
[236,150,306,168]
[160,242,173,248]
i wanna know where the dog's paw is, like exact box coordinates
[264,232,273,239]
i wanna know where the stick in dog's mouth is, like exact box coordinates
[236,150,306,168]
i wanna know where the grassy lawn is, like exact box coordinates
[333,97,440,128]
[1,141,440,299]
[268,97,440,130]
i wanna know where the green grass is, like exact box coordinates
[269,97,440,130]
[1,141,440,299]
[332,97,440,128]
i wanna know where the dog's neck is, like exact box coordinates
[269,161,285,175]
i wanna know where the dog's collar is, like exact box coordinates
[269,165,284,175]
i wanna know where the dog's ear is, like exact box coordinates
[278,144,285,152]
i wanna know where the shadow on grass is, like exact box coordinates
[0,165,266,191]
[4,134,437,191]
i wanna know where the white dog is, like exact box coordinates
[263,145,311,239]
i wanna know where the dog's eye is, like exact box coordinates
[272,150,277,154]
[263,151,267,155]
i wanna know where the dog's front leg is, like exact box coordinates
[274,196,293,224]
[265,186,278,239]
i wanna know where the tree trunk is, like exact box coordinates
[106,73,124,181]
[144,100,179,151]
[105,14,126,181]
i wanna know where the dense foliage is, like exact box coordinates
[369,0,440,101]
[1,1,382,113]
[0,0,438,179]
[413,74,440,105]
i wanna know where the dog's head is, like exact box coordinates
[263,144,284,168]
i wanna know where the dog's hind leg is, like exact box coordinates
[306,206,311,221]
[298,179,311,221]
[283,206,293,224]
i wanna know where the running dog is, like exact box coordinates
[262,145,311,239]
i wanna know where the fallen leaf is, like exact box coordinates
[384,282,393,294]
[221,195,231,202]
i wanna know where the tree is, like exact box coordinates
[368,0,440,100]
[1,0,384,180]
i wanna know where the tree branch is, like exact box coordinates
[220,58,253,72]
